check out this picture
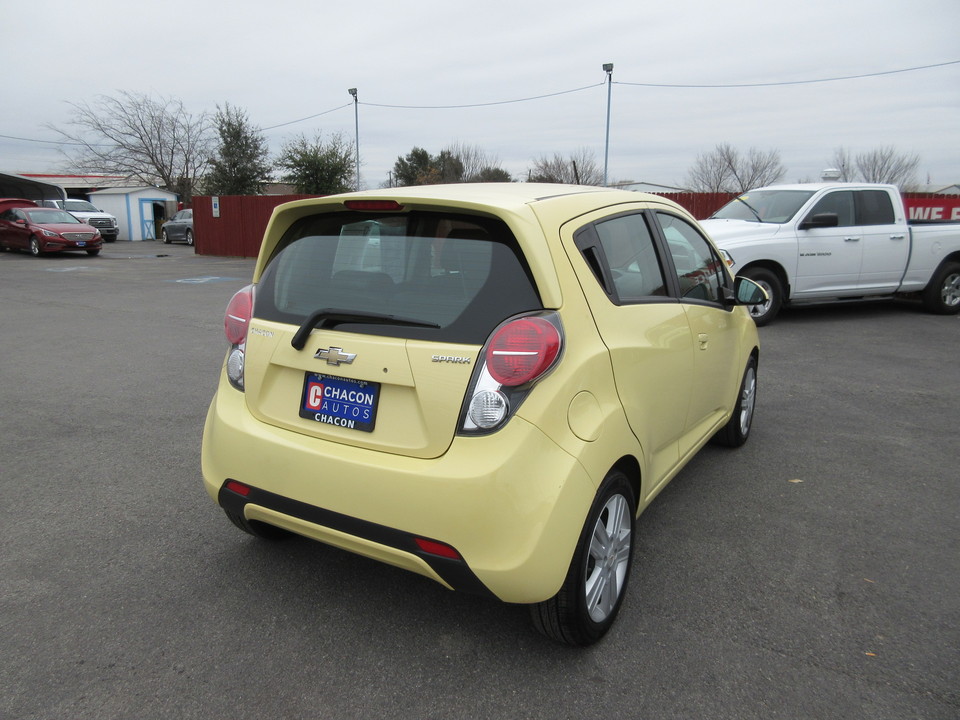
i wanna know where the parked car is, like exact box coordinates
[700,183,960,325]
[161,209,193,245]
[201,184,765,645]
[0,199,103,256]
[38,199,119,242]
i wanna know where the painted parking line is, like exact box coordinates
[45,266,96,272]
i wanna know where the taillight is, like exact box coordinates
[223,285,253,391]
[461,313,563,434]
[224,286,253,344]
[486,317,561,386]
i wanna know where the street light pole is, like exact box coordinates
[602,63,613,186]
[348,88,360,190]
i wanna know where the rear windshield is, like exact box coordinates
[254,211,543,344]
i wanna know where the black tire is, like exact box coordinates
[741,267,783,326]
[29,236,41,257]
[712,356,758,448]
[531,470,636,646]
[223,508,289,540]
[161,229,170,244]
[86,248,101,256]
[185,229,194,246]
[921,261,960,315]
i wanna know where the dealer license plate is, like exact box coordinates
[299,373,379,432]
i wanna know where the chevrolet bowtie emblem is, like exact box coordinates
[314,346,356,366]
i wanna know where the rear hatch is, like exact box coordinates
[244,208,543,459]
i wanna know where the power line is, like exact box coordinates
[616,60,960,89]
[359,82,604,110]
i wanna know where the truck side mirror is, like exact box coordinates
[734,276,768,305]
[799,212,839,230]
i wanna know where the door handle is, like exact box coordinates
[844,236,861,242]
[698,333,709,351]
[890,234,906,240]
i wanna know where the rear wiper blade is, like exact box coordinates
[291,308,441,350]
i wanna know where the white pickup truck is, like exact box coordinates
[700,183,960,325]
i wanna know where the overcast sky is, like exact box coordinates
[2,0,957,190]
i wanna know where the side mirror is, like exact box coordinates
[799,212,839,230]
[734,276,768,305]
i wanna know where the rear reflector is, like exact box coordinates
[414,538,462,560]
[225,480,251,497]
[343,199,404,211]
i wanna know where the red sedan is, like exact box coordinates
[0,199,103,256]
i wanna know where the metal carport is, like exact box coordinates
[0,172,66,201]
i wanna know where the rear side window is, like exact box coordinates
[254,211,542,344]
[857,190,895,225]
[594,214,667,299]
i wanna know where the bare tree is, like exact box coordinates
[445,142,508,182]
[50,91,214,204]
[527,148,603,185]
[687,143,786,193]
[855,146,920,188]
[827,146,921,188]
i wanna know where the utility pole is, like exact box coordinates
[603,63,613,186]
[348,88,360,190]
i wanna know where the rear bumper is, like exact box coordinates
[201,375,597,604]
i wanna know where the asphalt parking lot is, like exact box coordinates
[2,241,958,720]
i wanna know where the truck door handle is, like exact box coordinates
[844,236,861,242]
[890,234,906,240]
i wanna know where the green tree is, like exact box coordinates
[392,147,438,186]
[203,103,272,195]
[275,133,355,194]
[391,144,510,186]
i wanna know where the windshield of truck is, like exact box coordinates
[63,200,99,212]
[711,190,815,223]
[254,210,543,344]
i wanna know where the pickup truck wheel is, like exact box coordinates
[922,261,960,315]
[530,470,635,646]
[741,268,782,326]
[712,356,758,447]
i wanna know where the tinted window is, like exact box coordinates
[657,212,727,303]
[255,211,542,344]
[858,190,895,225]
[806,191,855,227]
[594,214,667,299]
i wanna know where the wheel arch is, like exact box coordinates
[610,454,641,516]
[739,260,790,300]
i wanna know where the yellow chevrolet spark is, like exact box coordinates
[202,183,763,645]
